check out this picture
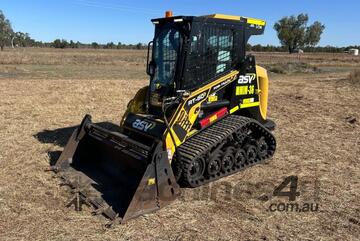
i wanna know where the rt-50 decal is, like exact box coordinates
[132,119,155,132]
[187,91,207,107]
[238,73,256,84]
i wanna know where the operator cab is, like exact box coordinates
[146,12,265,115]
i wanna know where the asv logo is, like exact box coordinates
[238,73,256,84]
[132,119,154,132]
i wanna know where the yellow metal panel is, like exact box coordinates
[256,65,269,120]
[246,18,266,26]
[120,86,148,128]
[204,14,266,26]
[188,70,239,97]
[165,70,239,148]
[165,132,177,155]
[188,129,198,137]
[204,14,241,21]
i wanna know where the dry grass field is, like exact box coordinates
[0,48,359,241]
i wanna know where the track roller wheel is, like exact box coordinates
[244,144,257,164]
[234,127,248,144]
[184,156,205,185]
[257,137,268,159]
[207,151,222,177]
[221,146,235,172]
[234,148,246,167]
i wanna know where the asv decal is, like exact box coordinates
[238,73,256,84]
[132,119,155,132]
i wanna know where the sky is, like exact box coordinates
[1,0,359,47]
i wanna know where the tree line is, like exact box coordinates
[246,44,359,53]
[50,39,146,49]
[0,10,146,50]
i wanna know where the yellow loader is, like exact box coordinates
[53,12,276,224]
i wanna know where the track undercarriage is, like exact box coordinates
[174,115,276,187]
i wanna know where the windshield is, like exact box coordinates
[151,27,181,91]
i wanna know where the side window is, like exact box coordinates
[183,26,234,89]
[152,28,180,89]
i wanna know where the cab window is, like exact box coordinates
[183,26,234,89]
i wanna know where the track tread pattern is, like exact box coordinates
[176,115,276,187]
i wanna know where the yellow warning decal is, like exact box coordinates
[236,85,255,95]
[236,86,248,95]
[242,98,254,104]
[248,85,255,94]
[209,115,217,122]
[230,106,239,114]
[240,102,259,108]
[208,95,218,102]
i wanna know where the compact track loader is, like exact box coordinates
[53,12,276,224]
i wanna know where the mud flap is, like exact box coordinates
[53,115,180,223]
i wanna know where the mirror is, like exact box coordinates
[147,61,156,76]
[146,41,154,76]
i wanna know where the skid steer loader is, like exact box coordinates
[53,12,276,224]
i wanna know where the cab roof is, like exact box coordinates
[151,13,266,27]
[202,14,266,26]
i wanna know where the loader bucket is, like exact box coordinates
[53,115,180,223]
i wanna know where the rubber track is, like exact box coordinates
[177,115,276,187]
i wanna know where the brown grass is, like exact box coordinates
[252,51,360,67]
[0,49,359,240]
[265,62,320,74]
[0,48,147,80]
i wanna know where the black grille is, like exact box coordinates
[183,26,234,89]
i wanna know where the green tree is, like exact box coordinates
[12,32,35,47]
[104,42,115,49]
[91,42,99,49]
[52,39,68,48]
[136,42,143,50]
[305,21,325,47]
[0,10,13,51]
[274,14,325,53]
[11,31,22,48]
[69,40,79,48]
